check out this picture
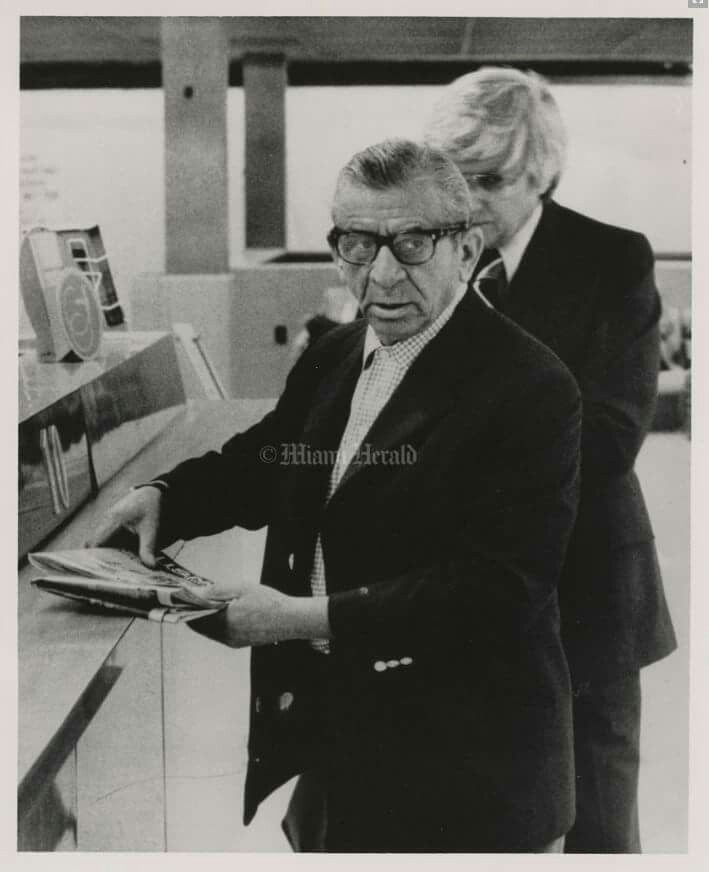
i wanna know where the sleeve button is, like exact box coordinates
[278,691,295,711]
[373,661,387,672]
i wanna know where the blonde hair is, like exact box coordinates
[424,67,567,199]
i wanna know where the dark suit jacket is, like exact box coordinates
[489,200,677,685]
[159,292,582,850]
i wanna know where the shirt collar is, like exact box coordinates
[498,202,543,282]
[362,282,467,368]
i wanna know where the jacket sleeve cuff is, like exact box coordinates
[132,480,170,494]
[328,585,378,643]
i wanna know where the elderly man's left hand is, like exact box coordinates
[190,583,331,648]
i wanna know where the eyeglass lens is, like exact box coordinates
[338,231,433,265]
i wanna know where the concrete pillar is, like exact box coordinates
[243,54,287,249]
[161,18,229,273]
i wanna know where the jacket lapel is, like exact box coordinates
[504,201,580,348]
[331,292,495,496]
[507,201,559,308]
[283,325,365,524]
[300,324,365,454]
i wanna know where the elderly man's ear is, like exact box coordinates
[459,226,485,283]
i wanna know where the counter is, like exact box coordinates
[19,331,186,560]
[18,398,275,851]
[19,332,176,423]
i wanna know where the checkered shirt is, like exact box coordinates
[309,284,467,652]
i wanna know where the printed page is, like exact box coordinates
[29,548,226,607]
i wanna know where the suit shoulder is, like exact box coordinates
[302,318,364,363]
[551,202,653,263]
[546,203,656,294]
[280,318,364,397]
[512,319,578,393]
[476,305,580,402]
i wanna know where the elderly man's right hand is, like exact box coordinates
[86,485,163,567]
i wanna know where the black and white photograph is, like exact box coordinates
[8,0,705,861]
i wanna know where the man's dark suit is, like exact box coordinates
[158,292,582,851]
[484,200,677,850]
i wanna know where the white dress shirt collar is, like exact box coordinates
[498,202,543,283]
[362,283,468,367]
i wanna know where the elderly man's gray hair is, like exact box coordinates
[424,67,567,199]
[333,138,473,224]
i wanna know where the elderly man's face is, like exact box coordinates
[331,179,480,345]
[455,156,545,249]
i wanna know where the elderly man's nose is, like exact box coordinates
[369,244,405,285]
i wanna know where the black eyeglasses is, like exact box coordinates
[327,224,468,266]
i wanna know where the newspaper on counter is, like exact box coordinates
[28,548,231,624]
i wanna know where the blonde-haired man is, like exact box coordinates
[425,67,677,853]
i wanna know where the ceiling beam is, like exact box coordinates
[20,16,692,67]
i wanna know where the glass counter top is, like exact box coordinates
[19,331,169,423]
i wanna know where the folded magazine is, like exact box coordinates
[29,548,229,624]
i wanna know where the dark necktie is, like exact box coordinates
[471,248,508,309]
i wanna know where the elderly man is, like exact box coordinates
[90,139,581,852]
[424,67,677,853]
